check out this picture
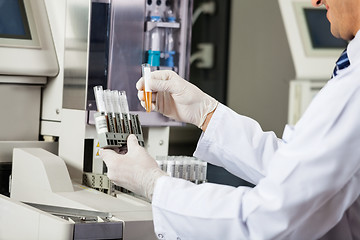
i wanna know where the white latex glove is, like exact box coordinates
[137,70,218,128]
[100,134,167,201]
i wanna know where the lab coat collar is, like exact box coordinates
[347,29,360,65]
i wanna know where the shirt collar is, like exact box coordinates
[347,29,360,65]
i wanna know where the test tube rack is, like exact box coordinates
[94,112,145,148]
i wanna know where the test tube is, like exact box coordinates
[111,90,123,133]
[157,155,168,172]
[191,158,199,183]
[166,156,175,177]
[156,156,167,172]
[104,90,116,133]
[119,91,130,116]
[120,91,139,134]
[142,63,152,113]
[156,159,163,170]
[199,161,208,183]
[115,91,125,133]
[183,158,191,181]
[174,157,184,179]
[94,86,106,113]
[119,91,131,133]
[93,86,108,134]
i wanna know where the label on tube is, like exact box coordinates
[111,90,123,133]
[119,91,130,115]
[119,91,132,133]
[104,90,116,133]
[144,66,151,92]
[95,114,108,134]
[94,86,106,113]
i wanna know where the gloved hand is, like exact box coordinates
[100,134,167,201]
[136,70,218,129]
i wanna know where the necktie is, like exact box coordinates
[332,48,350,78]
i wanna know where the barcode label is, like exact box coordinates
[95,115,108,134]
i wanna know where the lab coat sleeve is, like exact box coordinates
[152,78,360,240]
[194,103,283,184]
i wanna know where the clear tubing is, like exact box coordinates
[149,8,163,51]
[165,27,174,52]
[165,9,175,52]
[151,28,161,51]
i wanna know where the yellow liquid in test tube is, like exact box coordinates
[142,64,152,113]
[144,91,152,112]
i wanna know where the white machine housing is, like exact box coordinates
[0,0,192,238]
[1,148,155,240]
[0,0,58,77]
[0,0,59,141]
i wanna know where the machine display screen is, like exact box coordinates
[304,9,347,49]
[0,0,31,40]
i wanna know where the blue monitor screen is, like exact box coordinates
[0,0,31,39]
[304,9,347,49]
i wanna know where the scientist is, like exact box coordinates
[101,0,360,239]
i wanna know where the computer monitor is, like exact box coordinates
[0,0,58,77]
[298,7,348,57]
[0,0,32,41]
[303,9,348,50]
[279,0,348,80]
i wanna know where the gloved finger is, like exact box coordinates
[112,146,128,154]
[140,101,146,109]
[148,76,173,93]
[148,70,178,93]
[99,149,121,165]
[99,148,113,158]
[152,92,157,102]
[138,90,145,101]
[151,70,174,80]
[136,77,144,91]
[126,134,140,152]
[141,99,156,111]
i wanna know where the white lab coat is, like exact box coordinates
[151,31,360,240]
